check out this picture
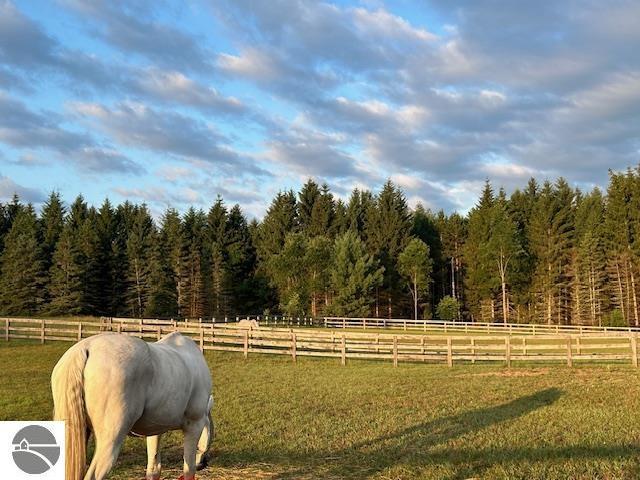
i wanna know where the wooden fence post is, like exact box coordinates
[447,337,453,367]
[341,334,346,366]
[199,329,204,353]
[505,336,511,368]
[471,337,476,364]
[576,336,581,356]
[77,323,82,341]
[393,335,398,367]
[566,337,573,367]
[157,326,161,341]
[292,333,297,363]
[244,331,249,359]
[117,323,122,334]
[41,319,45,344]
[631,334,638,368]
[5,318,8,342]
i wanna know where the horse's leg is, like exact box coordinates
[146,434,162,480]
[195,414,212,470]
[180,418,206,480]
[83,426,128,480]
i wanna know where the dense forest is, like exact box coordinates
[2,168,640,326]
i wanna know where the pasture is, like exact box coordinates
[2,340,640,479]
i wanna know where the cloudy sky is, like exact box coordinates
[0,0,639,218]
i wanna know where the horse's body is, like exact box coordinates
[237,319,259,330]
[51,332,213,480]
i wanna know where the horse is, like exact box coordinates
[237,319,259,330]
[51,331,213,480]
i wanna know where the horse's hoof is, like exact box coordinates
[196,456,208,471]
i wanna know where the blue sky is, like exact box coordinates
[1,0,639,219]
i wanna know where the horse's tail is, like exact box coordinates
[52,345,89,480]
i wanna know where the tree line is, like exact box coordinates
[1,169,640,325]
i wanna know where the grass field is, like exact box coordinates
[2,340,640,479]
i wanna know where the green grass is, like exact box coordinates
[2,339,640,479]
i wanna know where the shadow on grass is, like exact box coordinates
[213,387,638,479]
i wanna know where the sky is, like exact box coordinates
[0,0,639,219]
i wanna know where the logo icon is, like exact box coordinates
[11,425,61,474]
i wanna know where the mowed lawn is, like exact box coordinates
[2,341,640,479]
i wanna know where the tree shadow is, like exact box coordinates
[274,387,566,479]
[214,388,637,480]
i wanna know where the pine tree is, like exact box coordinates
[268,232,309,315]
[47,225,84,315]
[94,199,116,315]
[364,180,411,317]
[207,197,228,317]
[180,208,208,318]
[346,189,373,235]
[309,183,334,236]
[40,191,65,271]
[463,181,495,321]
[528,180,575,324]
[298,179,321,233]
[224,205,257,314]
[574,188,607,325]
[256,191,298,261]
[0,205,45,314]
[126,205,155,317]
[331,199,348,236]
[145,222,178,318]
[327,231,383,317]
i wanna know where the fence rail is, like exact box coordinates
[2,316,640,368]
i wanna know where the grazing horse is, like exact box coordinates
[51,331,213,480]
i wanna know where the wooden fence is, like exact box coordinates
[319,317,640,336]
[2,316,640,368]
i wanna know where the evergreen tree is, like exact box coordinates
[463,181,495,321]
[346,188,373,235]
[267,232,309,315]
[180,208,208,318]
[298,179,321,233]
[528,180,575,324]
[364,180,411,317]
[574,188,607,325]
[256,191,298,261]
[309,183,335,236]
[207,197,228,317]
[47,224,84,315]
[0,206,45,314]
[224,205,257,314]
[40,191,65,271]
[328,231,383,317]
[126,205,155,317]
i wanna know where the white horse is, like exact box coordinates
[237,319,259,330]
[51,331,213,480]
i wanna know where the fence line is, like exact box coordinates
[2,316,640,368]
